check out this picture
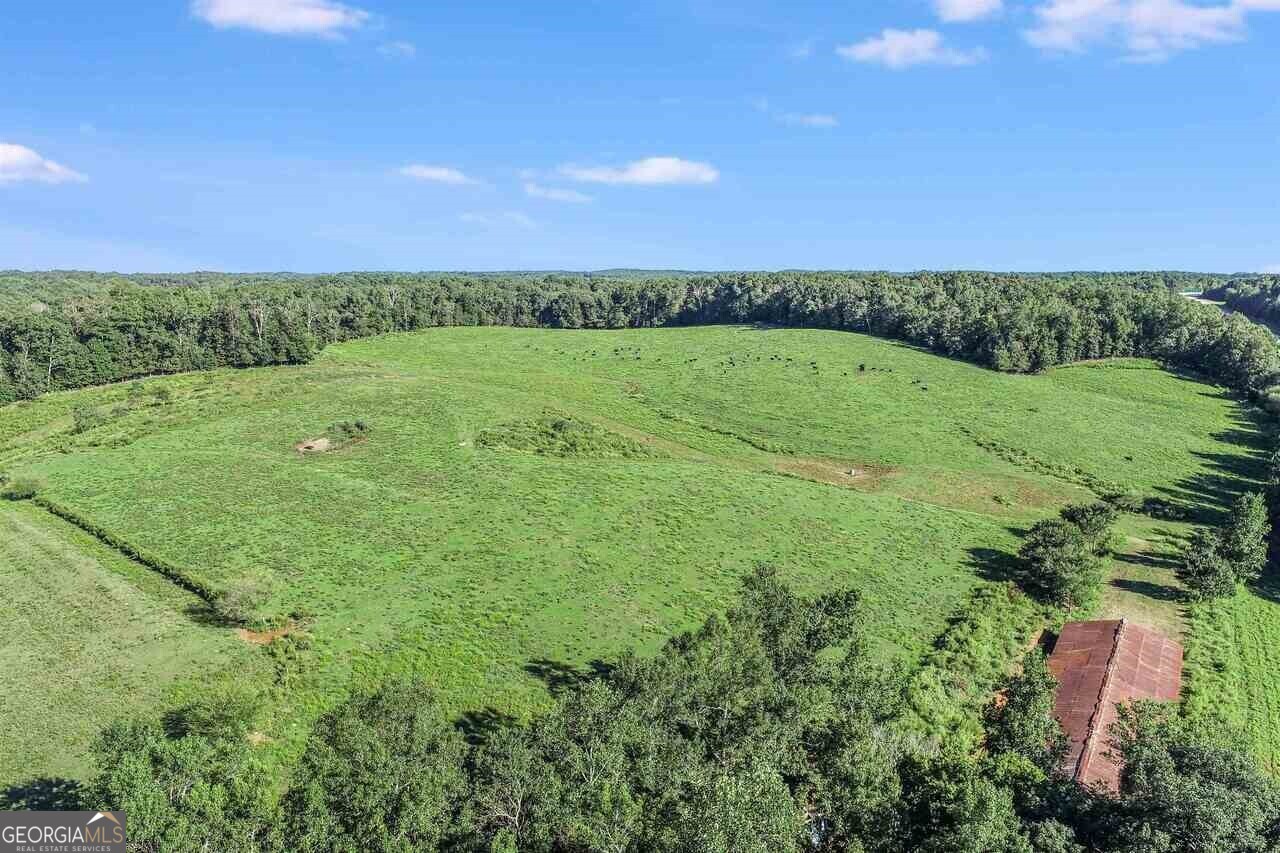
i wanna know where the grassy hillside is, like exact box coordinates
[0,325,1265,786]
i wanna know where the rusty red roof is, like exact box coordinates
[1047,619,1183,793]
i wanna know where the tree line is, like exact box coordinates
[2,271,1278,403]
[71,565,1278,852]
[1205,276,1280,329]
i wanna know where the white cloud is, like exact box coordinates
[1263,264,1280,274]
[460,211,536,229]
[559,156,719,186]
[1024,0,1278,61]
[936,0,1004,22]
[399,164,477,185]
[837,29,988,68]
[378,40,416,58]
[524,183,593,203]
[0,143,87,185]
[191,0,368,37]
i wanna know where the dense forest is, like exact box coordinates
[0,270,1277,403]
[1205,276,1280,328]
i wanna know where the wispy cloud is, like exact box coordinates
[935,0,1004,22]
[0,143,88,185]
[837,29,988,69]
[378,40,416,58]
[399,164,477,185]
[560,156,719,186]
[1024,0,1278,61]
[524,182,593,203]
[191,0,369,37]
[1263,264,1280,274]
[460,211,536,229]
[753,98,839,128]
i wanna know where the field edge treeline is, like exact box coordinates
[2,270,1278,403]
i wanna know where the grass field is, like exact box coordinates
[0,501,263,791]
[0,325,1267,786]
[1183,579,1280,774]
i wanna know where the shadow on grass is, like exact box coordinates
[2,777,85,811]
[966,546,1022,584]
[1110,577,1183,603]
[1152,403,1274,525]
[523,658,615,697]
[455,707,520,747]
[1114,550,1180,571]
[182,601,237,629]
[1247,568,1280,606]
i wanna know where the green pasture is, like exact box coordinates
[0,325,1267,785]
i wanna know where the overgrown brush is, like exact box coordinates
[477,413,653,458]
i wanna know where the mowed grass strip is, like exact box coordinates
[0,501,263,787]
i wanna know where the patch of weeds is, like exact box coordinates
[212,573,280,626]
[1,475,43,501]
[324,419,371,448]
[268,632,315,688]
[70,404,110,435]
[477,412,654,458]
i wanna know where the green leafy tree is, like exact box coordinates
[280,679,470,853]
[1017,519,1105,609]
[1104,702,1280,853]
[470,727,560,853]
[1177,528,1236,601]
[1220,491,1270,586]
[895,744,1027,853]
[984,650,1067,775]
[1059,502,1119,556]
[87,718,276,853]
[671,758,805,853]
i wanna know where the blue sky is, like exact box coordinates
[1,0,1277,272]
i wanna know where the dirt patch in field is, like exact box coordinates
[773,458,899,490]
[237,623,295,645]
[294,437,332,454]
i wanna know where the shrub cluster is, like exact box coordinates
[477,413,653,458]
[0,475,43,501]
[1177,492,1271,601]
[323,419,371,447]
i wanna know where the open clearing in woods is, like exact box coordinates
[0,325,1271,785]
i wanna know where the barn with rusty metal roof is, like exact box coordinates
[1047,619,1183,793]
